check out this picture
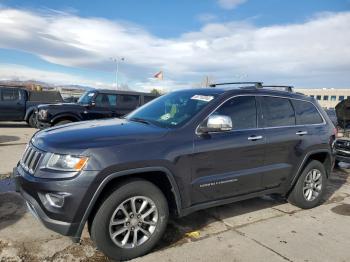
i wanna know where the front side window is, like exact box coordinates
[261,97,295,127]
[95,94,113,107]
[126,91,219,128]
[291,100,323,125]
[213,96,257,130]
[1,88,19,101]
[78,91,95,104]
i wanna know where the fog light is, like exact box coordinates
[45,193,66,208]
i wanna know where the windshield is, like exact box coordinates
[78,91,96,104]
[126,91,218,128]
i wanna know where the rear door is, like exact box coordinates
[191,96,266,204]
[258,96,306,189]
[0,88,25,120]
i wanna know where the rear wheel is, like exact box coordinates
[54,120,72,126]
[288,160,327,209]
[90,179,169,261]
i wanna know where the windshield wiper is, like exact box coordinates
[128,117,151,125]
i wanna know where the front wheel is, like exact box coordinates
[90,179,169,261]
[28,113,37,128]
[288,160,327,209]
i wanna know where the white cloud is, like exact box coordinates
[217,0,247,10]
[0,8,349,89]
[0,64,113,88]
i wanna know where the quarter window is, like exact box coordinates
[214,96,257,130]
[291,100,323,125]
[261,97,295,127]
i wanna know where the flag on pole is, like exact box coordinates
[154,71,163,80]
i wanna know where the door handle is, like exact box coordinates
[296,131,308,136]
[248,135,263,141]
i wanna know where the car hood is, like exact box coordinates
[37,103,84,110]
[32,118,169,153]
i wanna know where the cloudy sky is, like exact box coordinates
[0,0,349,91]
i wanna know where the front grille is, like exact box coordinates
[20,144,43,174]
[335,140,350,150]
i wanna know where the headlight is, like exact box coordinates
[38,109,48,120]
[46,154,88,171]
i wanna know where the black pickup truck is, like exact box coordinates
[0,87,63,127]
[35,89,157,128]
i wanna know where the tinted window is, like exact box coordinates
[339,96,345,101]
[1,88,20,101]
[107,95,117,106]
[95,94,112,107]
[144,96,156,103]
[118,95,139,108]
[214,96,257,129]
[261,97,295,127]
[323,95,329,101]
[291,100,323,125]
[316,95,321,100]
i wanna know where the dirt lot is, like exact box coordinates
[1,122,350,262]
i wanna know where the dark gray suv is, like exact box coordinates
[13,83,336,260]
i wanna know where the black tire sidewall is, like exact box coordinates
[28,114,36,128]
[91,179,169,261]
[290,160,327,209]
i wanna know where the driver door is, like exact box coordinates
[191,96,266,204]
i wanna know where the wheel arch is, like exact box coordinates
[288,149,333,194]
[24,107,36,121]
[51,113,81,124]
[73,167,182,241]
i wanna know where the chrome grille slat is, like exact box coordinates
[20,144,43,175]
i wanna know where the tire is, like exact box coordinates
[54,120,72,126]
[90,179,169,261]
[28,113,37,128]
[288,160,327,209]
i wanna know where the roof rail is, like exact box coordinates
[209,82,263,88]
[261,85,294,92]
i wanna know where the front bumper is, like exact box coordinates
[12,164,99,238]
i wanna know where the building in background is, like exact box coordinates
[296,88,350,109]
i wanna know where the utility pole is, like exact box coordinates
[110,57,125,89]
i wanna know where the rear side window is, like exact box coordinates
[291,100,323,125]
[214,96,257,130]
[118,95,140,108]
[1,88,20,101]
[261,97,295,127]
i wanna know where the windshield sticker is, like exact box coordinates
[160,113,171,120]
[191,95,214,102]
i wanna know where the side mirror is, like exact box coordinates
[89,101,96,107]
[198,115,233,134]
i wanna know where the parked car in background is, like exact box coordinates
[35,89,157,128]
[0,86,63,127]
[334,98,350,165]
[13,82,335,260]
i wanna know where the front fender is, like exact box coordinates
[51,113,81,123]
[73,166,182,241]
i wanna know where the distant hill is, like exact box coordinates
[0,80,93,91]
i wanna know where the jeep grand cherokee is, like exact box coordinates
[13,82,335,260]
